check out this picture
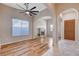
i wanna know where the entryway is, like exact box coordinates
[58,8,78,41]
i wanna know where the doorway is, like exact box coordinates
[58,8,78,41]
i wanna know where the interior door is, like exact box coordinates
[64,19,75,40]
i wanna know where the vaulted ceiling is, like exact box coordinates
[3,3,47,12]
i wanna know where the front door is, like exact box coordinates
[64,19,75,40]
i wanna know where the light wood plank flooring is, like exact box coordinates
[0,38,49,56]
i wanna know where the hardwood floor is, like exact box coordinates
[0,38,49,56]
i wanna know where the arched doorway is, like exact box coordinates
[33,16,53,37]
[58,8,78,41]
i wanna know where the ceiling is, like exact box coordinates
[3,3,47,11]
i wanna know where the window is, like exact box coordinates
[12,18,29,36]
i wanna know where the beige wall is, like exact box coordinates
[55,3,79,16]
[0,4,33,45]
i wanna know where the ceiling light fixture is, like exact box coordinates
[16,3,39,16]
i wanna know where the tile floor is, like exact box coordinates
[43,38,79,56]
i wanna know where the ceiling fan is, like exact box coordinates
[16,3,39,16]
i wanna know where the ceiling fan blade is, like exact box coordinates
[29,13,32,16]
[31,11,39,12]
[16,4,26,10]
[30,7,36,10]
[30,12,37,15]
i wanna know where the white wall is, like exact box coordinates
[33,8,53,38]
[33,18,46,37]
[47,4,57,46]
[46,19,53,37]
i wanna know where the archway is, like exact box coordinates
[58,8,79,41]
[33,16,53,38]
